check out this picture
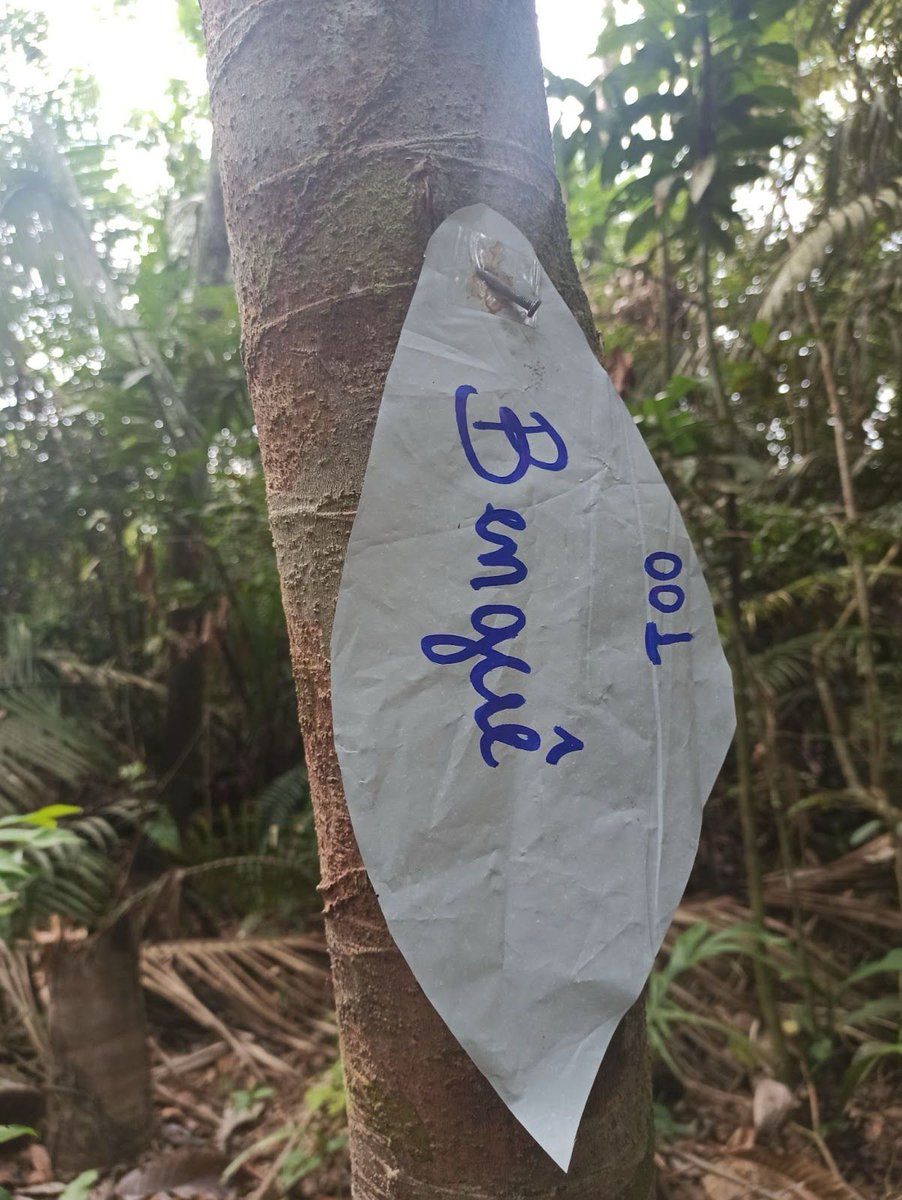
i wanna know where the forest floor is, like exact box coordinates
[1,897,900,1200]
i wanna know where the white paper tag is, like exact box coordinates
[331,205,735,1170]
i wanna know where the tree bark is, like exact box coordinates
[199,2,654,1196]
[44,919,153,1174]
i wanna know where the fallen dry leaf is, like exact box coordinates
[24,1144,53,1185]
[115,1150,230,1200]
[752,1078,796,1137]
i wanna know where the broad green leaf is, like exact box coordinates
[18,804,82,827]
[60,1170,100,1200]
[595,16,666,59]
[0,852,32,879]
[842,996,902,1028]
[624,91,688,123]
[719,115,802,153]
[846,949,902,986]
[756,42,799,66]
[624,204,659,252]
[0,1125,35,1144]
[843,1041,902,1099]
[633,40,677,77]
[0,827,77,845]
[750,319,770,349]
[544,73,592,105]
[663,375,699,402]
[730,84,798,110]
[601,138,624,183]
[143,809,181,855]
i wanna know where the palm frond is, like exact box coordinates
[751,630,852,696]
[0,942,48,1061]
[141,935,331,1068]
[0,623,151,931]
[13,799,144,931]
[0,624,114,813]
[759,181,902,322]
[743,565,902,626]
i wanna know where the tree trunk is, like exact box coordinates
[44,919,153,1174]
[199,2,654,1196]
[160,145,232,830]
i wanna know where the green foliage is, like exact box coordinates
[0,806,80,923]
[175,0,205,54]
[275,1059,348,1191]
[229,1084,275,1113]
[59,1172,100,1200]
[648,922,771,1074]
[173,767,317,919]
[0,1124,35,1144]
[0,625,108,811]
[652,1101,692,1141]
[258,766,314,858]
[845,949,902,985]
[558,0,902,1113]
[304,1060,347,1121]
[842,1032,902,1097]
[550,0,803,259]
[0,620,151,934]
[0,10,307,937]
[758,180,902,321]
[225,1059,348,1192]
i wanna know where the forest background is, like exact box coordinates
[0,1,900,1197]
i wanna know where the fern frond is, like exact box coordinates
[752,630,853,696]
[257,765,310,849]
[256,768,309,835]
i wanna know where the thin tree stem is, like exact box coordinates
[799,270,884,790]
[698,13,789,1079]
[758,684,819,1028]
[658,230,673,385]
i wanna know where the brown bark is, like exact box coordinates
[200,2,653,1195]
[44,920,153,1174]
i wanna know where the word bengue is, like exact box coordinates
[421,383,692,770]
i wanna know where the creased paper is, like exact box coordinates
[331,205,735,1170]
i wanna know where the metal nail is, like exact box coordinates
[476,267,542,319]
